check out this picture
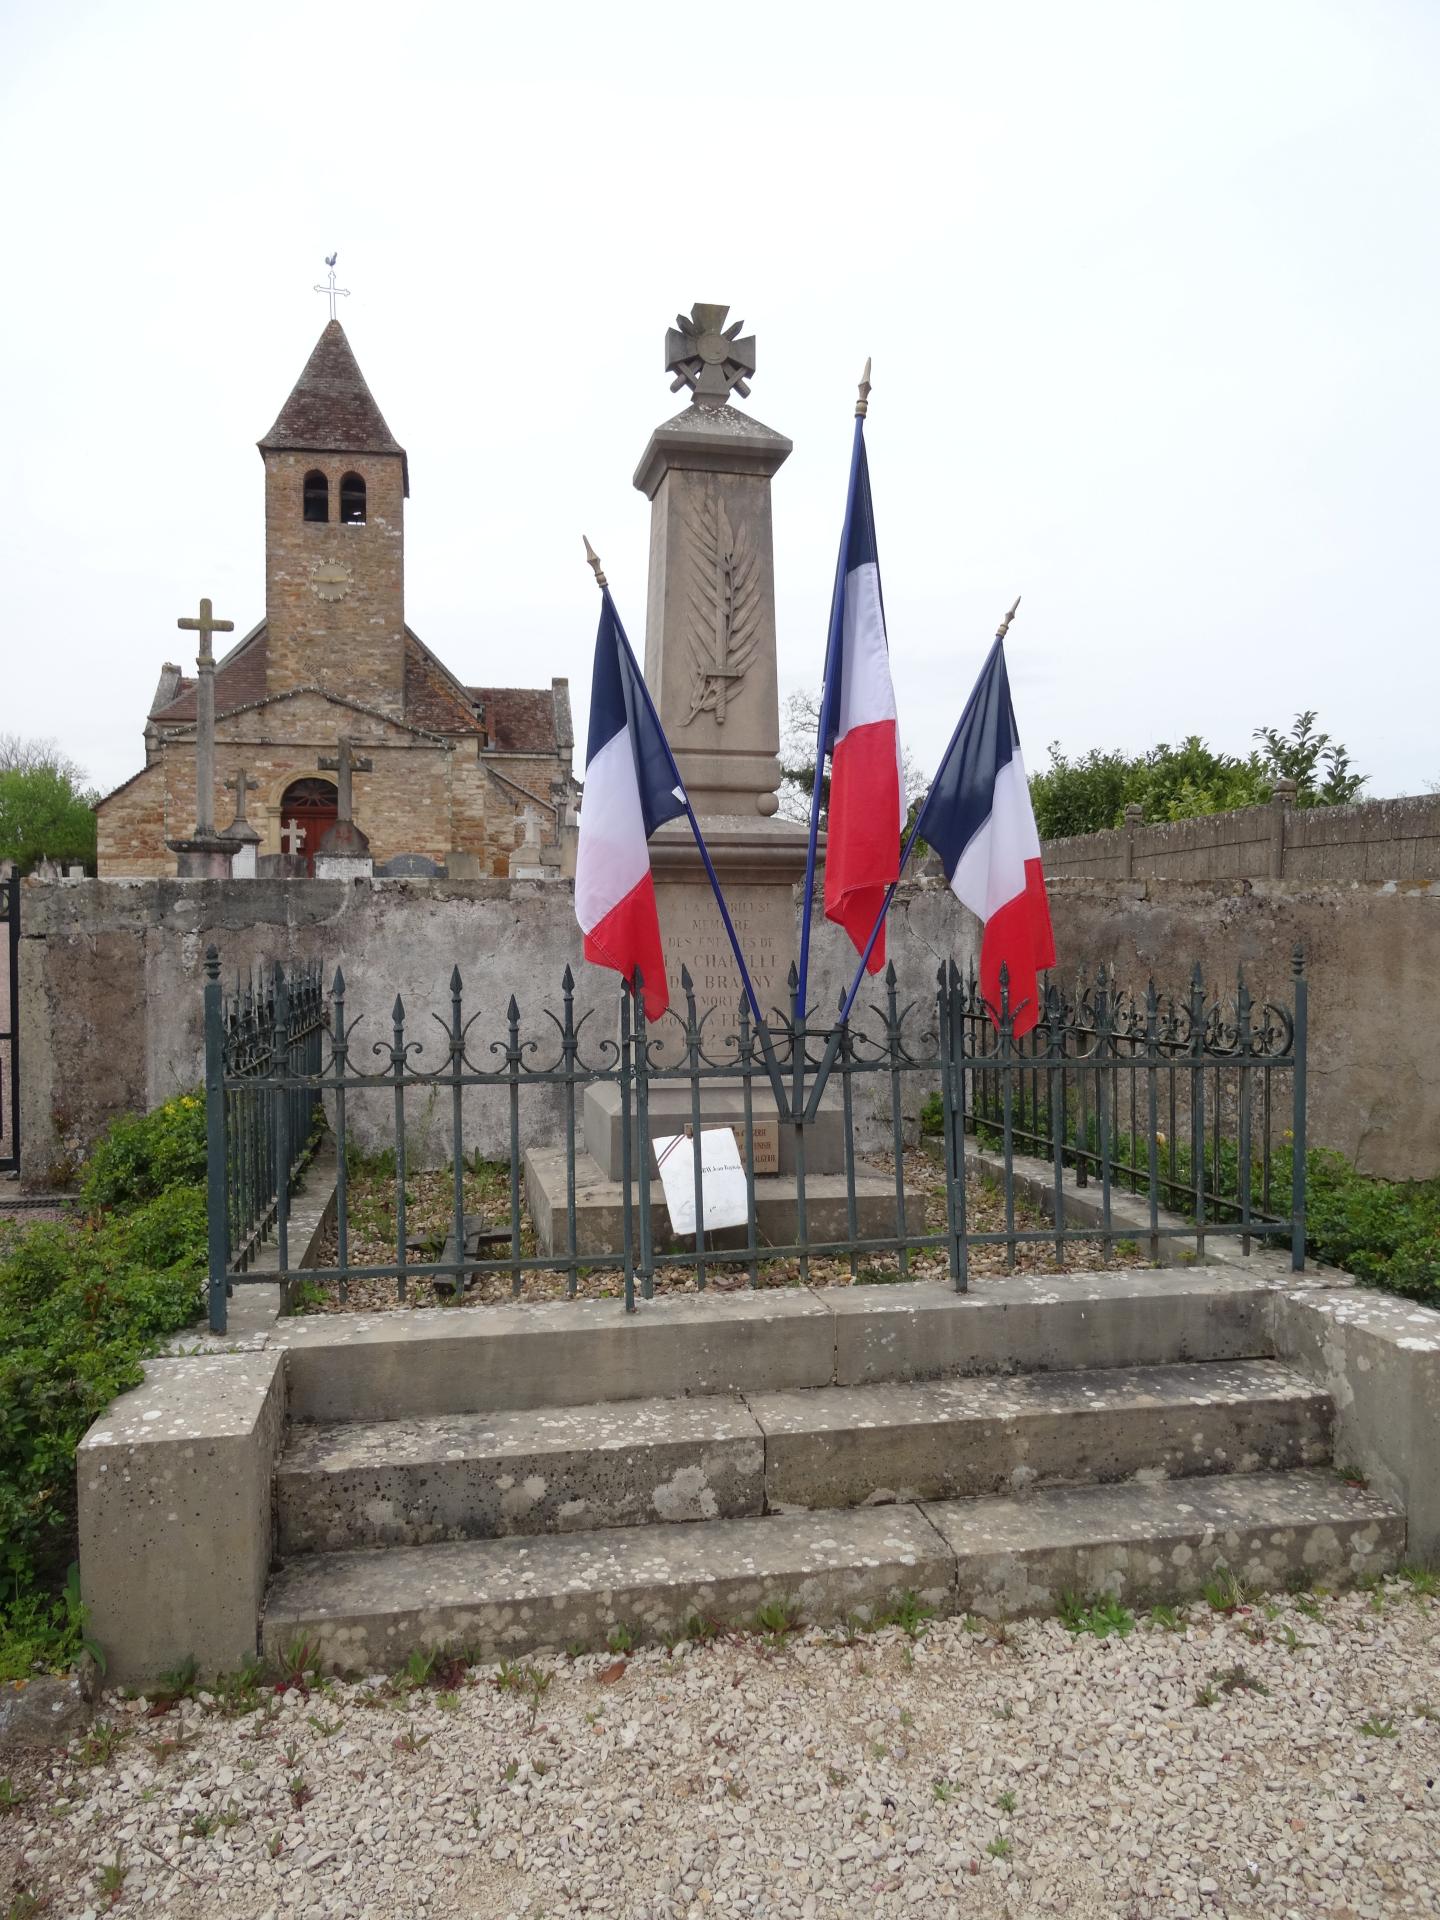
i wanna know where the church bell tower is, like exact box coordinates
[257,320,409,719]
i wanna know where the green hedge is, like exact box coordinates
[0,1095,207,1680]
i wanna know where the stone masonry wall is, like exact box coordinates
[1044,791,1440,887]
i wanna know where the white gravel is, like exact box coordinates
[2,1579,1437,1920]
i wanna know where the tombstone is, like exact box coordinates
[376,853,442,878]
[444,849,483,881]
[221,768,263,880]
[314,738,374,878]
[508,803,549,881]
[256,853,310,880]
[166,597,244,878]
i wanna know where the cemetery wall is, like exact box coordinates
[1045,876,1440,1183]
[1043,791,1440,887]
[19,870,1434,1186]
[14,875,974,1184]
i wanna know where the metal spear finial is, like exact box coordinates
[856,356,873,419]
[996,595,1022,640]
[582,535,607,590]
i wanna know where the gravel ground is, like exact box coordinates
[3,1579,1436,1919]
[306,1148,1147,1315]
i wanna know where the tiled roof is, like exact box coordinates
[468,686,563,754]
[403,632,482,735]
[258,321,409,495]
[151,623,269,723]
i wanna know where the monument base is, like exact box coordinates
[523,1144,910,1260]
[582,1080,850,1180]
[314,854,374,881]
[167,835,242,879]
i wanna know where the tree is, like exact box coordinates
[776,688,928,828]
[1027,714,1368,841]
[0,738,98,875]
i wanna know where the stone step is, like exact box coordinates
[275,1359,1327,1556]
[260,1470,1404,1673]
[276,1395,766,1555]
[754,1359,1333,1512]
[269,1267,1274,1422]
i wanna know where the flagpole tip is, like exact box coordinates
[582,535,607,590]
[996,594,1021,640]
[855,356,873,419]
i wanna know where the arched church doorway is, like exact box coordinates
[279,778,338,877]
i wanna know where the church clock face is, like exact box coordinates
[309,559,353,603]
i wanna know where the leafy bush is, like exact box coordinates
[80,1094,207,1211]
[0,1094,207,1676]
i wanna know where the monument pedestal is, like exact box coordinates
[167,834,242,879]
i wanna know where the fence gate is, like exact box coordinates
[0,872,18,1174]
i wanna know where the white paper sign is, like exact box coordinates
[652,1128,750,1235]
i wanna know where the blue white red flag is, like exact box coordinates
[820,423,904,972]
[913,637,1055,1037]
[575,590,687,1018]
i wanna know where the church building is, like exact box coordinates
[95,320,575,878]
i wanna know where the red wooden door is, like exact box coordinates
[279,779,338,878]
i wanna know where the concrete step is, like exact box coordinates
[260,1470,1404,1673]
[276,1395,766,1555]
[269,1268,1274,1422]
[754,1359,1333,1512]
[275,1359,1327,1557]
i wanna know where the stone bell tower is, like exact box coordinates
[257,320,409,720]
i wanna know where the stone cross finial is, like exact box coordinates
[224,768,260,824]
[665,303,756,405]
[176,596,234,840]
[318,737,373,823]
[280,818,307,856]
[516,802,546,851]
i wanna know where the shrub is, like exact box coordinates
[80,1094,207,1212]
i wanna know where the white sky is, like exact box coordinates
[1,0,1436,800]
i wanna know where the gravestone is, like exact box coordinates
[377,853,442,878]
[166,597,244,878]
[314,738,374,879]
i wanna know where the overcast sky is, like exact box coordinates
[2,0,1435,801]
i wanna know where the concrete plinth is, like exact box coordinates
[167,835,242,879]
[77,1350,286,1684]
[523,1143,909,1259]
[583,1079,848,1180]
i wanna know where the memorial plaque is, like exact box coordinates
[652,879,793,1063]
[682,1117,780,1176]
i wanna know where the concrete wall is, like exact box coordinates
[15,872,978,1182]
[1046,877,1440,1181]
[1043,791,1440,887]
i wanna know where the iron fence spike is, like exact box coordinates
[507,994,520,1024]
[561,963,575,992]
[679,964,693,992]
[450,965,463,995]
[204,945,220,979]
[333,965,346,996]
[392,994,405,1023]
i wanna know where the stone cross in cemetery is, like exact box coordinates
[222,767,262,878]
[279,817,307,857]
[509,802,548,881]
[166,596,243,877]
[315,737,374,873]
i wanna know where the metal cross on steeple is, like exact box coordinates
[314,253,350,321]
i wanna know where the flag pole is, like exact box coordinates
[795,358,871,1022]
[836,594,1022,1027]
[582,537,769,1033]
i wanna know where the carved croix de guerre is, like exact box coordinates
[682,494,761,727]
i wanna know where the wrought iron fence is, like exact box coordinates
[204,955,327,1297]
[202,944,1308,1333]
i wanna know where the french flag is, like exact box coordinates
[821,423,903,972]
[575,591,687,1019]
[913,636,1056,1038]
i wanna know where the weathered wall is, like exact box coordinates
[16,873,978,1182]
[1044,791,1440,887]
[25,867,1434,1185]
[1045,877,1440,1181]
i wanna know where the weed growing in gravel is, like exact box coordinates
[1398,1564,1439,1599]
[392,1724,432,1755]
[1193,1683,1219,1708]
[97,1858,126,1906]
[5,1893,47,1919]
[1278,1624,1309,1652]
[986,1837,1012,1859]
[272,1636,321,1695]
[145,1730,191,1764]
[279,1739,301,1767]
[305,1713,343,1738]
[1202,1571,1246,1614]
[0,1777,22,1811]
[1359,1716,1398,1738]
[827,1767,847,1788]
[684,1612,725,1645]
[435,1691,461,1712]
[1215,1664,1269,1697]
[1148,1605,1184,1632]
[1059,1594,1135,1639]
[606,1625,635,1655]
[932,1779,956,1804]
[898,1708,914,1729]
[265,1834,283,1859]
[213,1661,265,1718]
[501,1761,519,1782]
[752,1598,803,1646]
[1294,1593,1324,1623]
[881,1591,936,1639]
[186,1812,218,1839]
[76,1722,127,1767]
[996,1789,1018,1812]
[287,1774,313,1809]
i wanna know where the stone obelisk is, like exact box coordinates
[634,303,811,1034]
